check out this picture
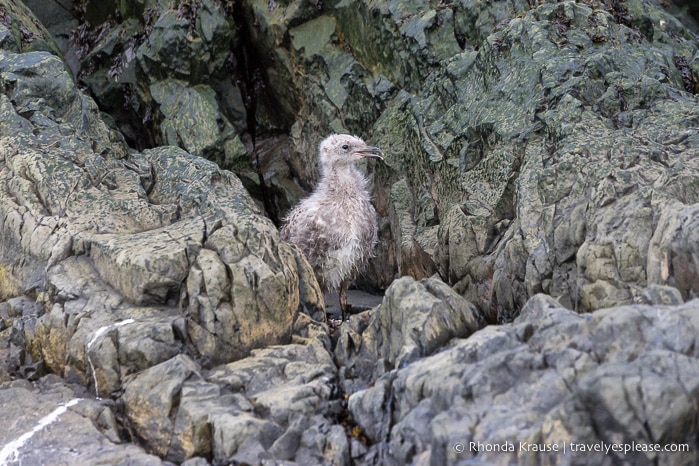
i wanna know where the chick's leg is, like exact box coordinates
[339,281,349,321]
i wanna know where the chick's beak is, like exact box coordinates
[355,145,384,161]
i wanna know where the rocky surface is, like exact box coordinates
[349,293,699,465]
[122,318,343,464]
[335,276,483,395]
[367,0,699,322]
[0,376,163,465]
[1,0,699,465]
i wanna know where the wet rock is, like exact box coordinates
[33,0,405,290]
[348,294,699,465]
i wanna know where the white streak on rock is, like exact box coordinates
[86,318,135,398]
[0,398,82,465]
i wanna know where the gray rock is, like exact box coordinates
[637,284,684,306]
[89,216,205,305]
[4,0,699,465]
[389,178,437,280]
[123,354,209,461]
[150,79,249,172]
[0,378,162,465]
[135,1,233,82]
[181,458,210,466]
[336,275,484,394]
[67,0,247,152]
[647,202,699,301]
[334,0,462,92]
[368,0,699,320]
[348,294,699,465]
[0,0,63,56]
[23,0,80,75]
[0,0,321,395]
[121,318,343,464]
[0,4,325,464]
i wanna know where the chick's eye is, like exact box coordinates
[341,144,349,150]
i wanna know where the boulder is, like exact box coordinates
[335,275,484,394]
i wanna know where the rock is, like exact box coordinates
[181,458,210,466]
[647,202,699,301]
[0,0,63,56]
[0,4,321,463]
[136,0,233,82]
[123,354,207,461]
[23,0,80,74]
[388,178,437,280]
[334,0,462,92]
[367,0,699,320]
[638,284,684,306]
[348,294,699,465]
[335,275,484,394]
[0,0,321,396]
[89,216,205,305]
[150,80,250,172]
[122,319,343,464]
[4,0,699,464]
[0,377,162,465]
[64,0,247,151]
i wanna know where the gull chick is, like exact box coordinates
[281,134,383,320]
